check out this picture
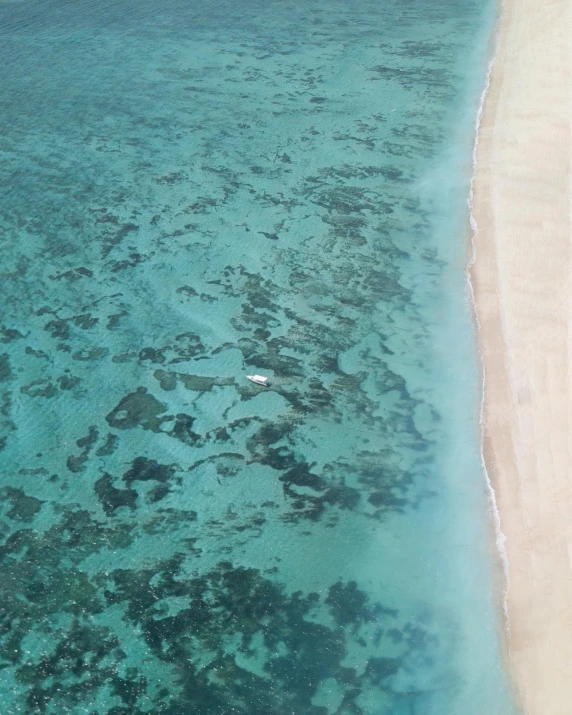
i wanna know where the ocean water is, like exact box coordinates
[0,0,517,713]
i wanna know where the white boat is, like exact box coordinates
[246,374,270,386]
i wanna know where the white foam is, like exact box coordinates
[465,31,511,636]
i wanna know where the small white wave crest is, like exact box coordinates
[465,39,511,636]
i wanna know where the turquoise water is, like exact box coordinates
[0,0,517,713]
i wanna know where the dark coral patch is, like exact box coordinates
[26,346,49,360]
[168,413,201,445]
[43,318,70,339]
[153,369,177,391]
[106,388,167,431]
[139,347,166,364]
[96,432,118,456]
[326,581,378,627]
[73,313,99,329]
[66,426,98,473]
[21,622,125,713]
[20,379,58,399]
[147,483,171,503]
[57,374,81,391]
[1,487,43,522]
[170,332,205,361]
[1,327,25,343]
[72,346,109,361]
[0,353,11,381]
[122,457,176,486]
[94,558,403,713]
[176,285,198,297]
[368,490,408,511]
[365,656,400,684]
[95,473,137,515]
[177,373,234,391]
[101,222,139,257]
[48,266,93,281]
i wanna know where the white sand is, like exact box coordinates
[471,0,572,712]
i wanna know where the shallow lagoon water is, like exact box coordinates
[0,0,516,712]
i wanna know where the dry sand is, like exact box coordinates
[471,0,572,713]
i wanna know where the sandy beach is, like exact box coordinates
[471,0,572,712]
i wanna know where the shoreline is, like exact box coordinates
[467,3,511,629]
[468,0,512,642]
[470,0,572,713]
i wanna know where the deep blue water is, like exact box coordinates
[0,0,516,713]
